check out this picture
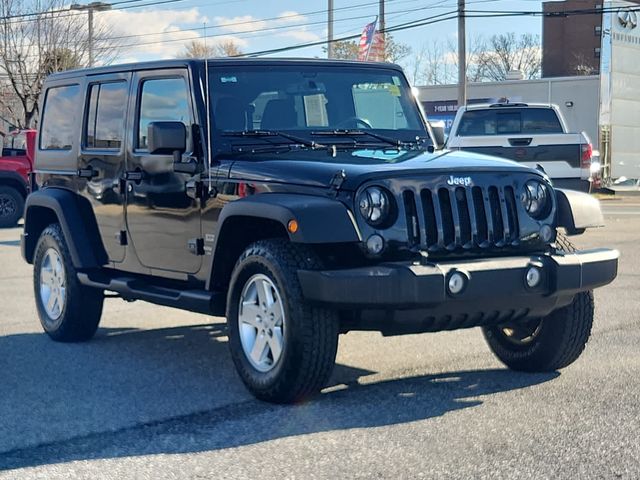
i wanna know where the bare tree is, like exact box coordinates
[180,39,243,58]
[478,33,542,81]
[213,39,242,57]
[181,39,215,58]
[409,40,452,85]
[0,0,123,127]
[409,36,486,85]
[322,40,359,60]
[570,52,599,76]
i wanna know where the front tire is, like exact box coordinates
[34,224,104,342]
[226,239,339,404]
[482,291,594,372]
[0,186,24,228]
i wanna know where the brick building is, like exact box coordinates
[543,0,605,77]
[542,0,640,77]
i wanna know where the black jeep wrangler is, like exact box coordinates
[22,59,618,403]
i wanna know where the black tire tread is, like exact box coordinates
[34,223,103,342]
[483,291,594,372]
[227,238,339,403]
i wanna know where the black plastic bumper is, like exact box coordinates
[297,249,619,335]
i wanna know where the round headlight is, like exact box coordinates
[358,186,395,227]
[521,180,551,219]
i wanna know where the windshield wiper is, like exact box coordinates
[311,129,412,149]
[222,130,327,150]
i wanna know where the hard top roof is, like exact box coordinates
[47,57,404,81]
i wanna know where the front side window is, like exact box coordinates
[40,84,81,150]
[85,81,128,149]
[138,77,190,149]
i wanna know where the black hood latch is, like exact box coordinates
[329,169,347,194]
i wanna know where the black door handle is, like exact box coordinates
[123,170,144,182]
[508,138,532,147]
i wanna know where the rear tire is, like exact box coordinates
[483,291,594,372]
[226,239,339,404]
[0,186,24,228]
[34,223,104,342]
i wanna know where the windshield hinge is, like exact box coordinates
[329,169,347,193]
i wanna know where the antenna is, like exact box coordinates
[203,22,213,193]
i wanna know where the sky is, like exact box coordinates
[94,0,549,66]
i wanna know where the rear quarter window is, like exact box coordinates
[40,84,81,150]
[458,108,564,136]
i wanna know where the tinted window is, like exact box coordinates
[458,108,564,136]
[138,77,190,149]
[210,66,423,133]
[85,81,127,149]
[40,85,80,150]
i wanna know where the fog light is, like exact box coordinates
[448,271,466,295]
[540,224,554,243]
[525,267,542,288]
[366,234,385,255]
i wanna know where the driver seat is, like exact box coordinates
[261,99,297,129]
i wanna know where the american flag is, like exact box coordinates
[358,20,385,62]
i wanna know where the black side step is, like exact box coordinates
[77,271,226,316]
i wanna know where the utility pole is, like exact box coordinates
[379,0,385,58]
[70,1,112,67]
[327,0,334,58]
[457,0,467,107]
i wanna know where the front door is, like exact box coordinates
[125,69,202,274]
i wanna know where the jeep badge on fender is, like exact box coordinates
[21,58,618,404]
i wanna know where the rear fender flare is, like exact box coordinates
[22,188,108,268]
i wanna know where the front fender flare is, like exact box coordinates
[214,193,361,245]
[555,188,604,235]
[22,188,108,268]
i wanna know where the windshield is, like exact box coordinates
[209,65,428,156]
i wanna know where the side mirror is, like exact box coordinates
[147,121,186,155]
[428,121,446,150]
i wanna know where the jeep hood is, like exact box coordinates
[226,148,542,191]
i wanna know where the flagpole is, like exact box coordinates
[365,16,379,61]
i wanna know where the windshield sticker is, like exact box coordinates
[392,76,401,86]
[220,76,238,83]
[387,84,401,97]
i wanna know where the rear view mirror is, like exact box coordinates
[147,121,186,155]
[428,121,446,150]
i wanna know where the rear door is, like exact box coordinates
[449,107,583,180]
[124,69,202,275]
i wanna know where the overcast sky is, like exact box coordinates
[96,0,547,63]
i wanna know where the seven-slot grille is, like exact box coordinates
[402,185,520,251]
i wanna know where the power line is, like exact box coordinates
[92,0,461,52]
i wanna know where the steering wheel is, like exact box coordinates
[335,116,373,130]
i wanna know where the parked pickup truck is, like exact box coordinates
[0,129,36,227]
[446,103,593,192]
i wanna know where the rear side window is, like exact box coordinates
[85,81,128,149]
[458,108,564,136]
[137,77,190,150]
[40,85,81,150]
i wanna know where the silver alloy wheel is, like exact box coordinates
[0,193,16,218]
[39,248,66,321]
[238,273,286,373]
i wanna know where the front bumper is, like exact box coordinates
[297,249,619,335]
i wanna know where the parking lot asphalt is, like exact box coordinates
[0,198,639,479]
